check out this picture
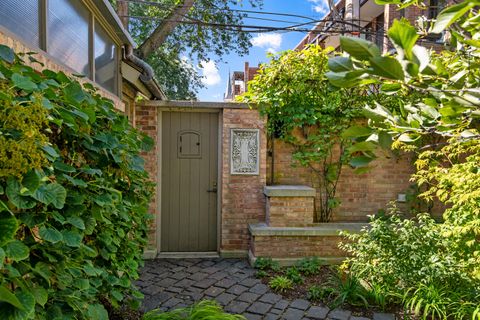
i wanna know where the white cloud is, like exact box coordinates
[200,60,221,86]
[308,0,330,16]
[251,33,283,51]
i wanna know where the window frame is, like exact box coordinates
[0,0,122,96]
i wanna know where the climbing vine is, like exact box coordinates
[0,45,153,319]
[240,46,375,222]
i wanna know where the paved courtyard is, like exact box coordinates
[137,258,395,320]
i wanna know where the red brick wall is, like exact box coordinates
[135,105,158,250]
[266,196,314,227]
[251,235,346,258]
[268,139,415,222]
[221,109,267,252]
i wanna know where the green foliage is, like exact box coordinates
[326,271,369,309]
[0,46,153,319]
[328,0,480,318]
[143,300,246,320]
[285,267,304,284]
[255,270,268,279]
[307,285,335,302]
[240,46,371,221]
[268,276,293,293]
[254,257,280,272]
[296,257,321,276]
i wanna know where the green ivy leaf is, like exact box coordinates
[369,56,405,80]
[32,183,67,209]
[53,162,76,173]
[340,36,380,61]
[350,156,374,168]
[32,287,48,307]
[11,73,37,91]
[22,170,41,193]
[5,240,29,261]
[66,216,85,230]
[63,82,86,104]
[41,145,60,160]
[6,178,36,209]
[39,227,63,243]
[0,45,14,63]
[86,304,108,320]
[0,290,35,320]
[62,230,83,247]
[0,286,23,310]
[0,212,18,246]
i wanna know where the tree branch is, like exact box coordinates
[137,0,197,58]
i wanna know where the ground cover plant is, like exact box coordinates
[326,0,480,318]
[253,257,396,316]
[0,46,153,319]
[143,300,245,320]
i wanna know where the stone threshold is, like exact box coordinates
[248,222,367,236]
[156,252,220,259]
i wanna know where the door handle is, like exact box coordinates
[207,182,217,193]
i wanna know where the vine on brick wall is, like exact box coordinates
[0,45,154,319]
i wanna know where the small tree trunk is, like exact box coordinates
[137,0,197,59]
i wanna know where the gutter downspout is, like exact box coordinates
[124,45,165,100]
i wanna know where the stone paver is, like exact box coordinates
[139,258,395,320]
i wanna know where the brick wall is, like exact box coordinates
[250,235,346,258]
[266,196,314,227]
[221,109,267,253]
[268,139,415,222]
[135,105,158,251]
[0,28,125,111]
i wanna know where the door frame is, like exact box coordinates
[156,108,223,255]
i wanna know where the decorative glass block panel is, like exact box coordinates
[0,0,40,47]
[48,0,90,76]
[230,129,259,175]
[94,21,117,94]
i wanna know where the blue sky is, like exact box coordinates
[196,0,330,101]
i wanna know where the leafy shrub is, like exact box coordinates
[254,257,280,272]
[143,300,246,320]
[307,285,335,302]
[297,257,321,276]
[326,271,369,309]
[0,46,153,319]
[269,276,293,293]
[285,267,304,284]
[255,270,268,279]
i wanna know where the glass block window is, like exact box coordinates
[48,0,90,77]
[0,0,40,47]
[94,22,117,94]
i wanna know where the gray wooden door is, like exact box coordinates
[161,112,218,252]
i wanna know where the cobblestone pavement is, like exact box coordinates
[137,258,395,320]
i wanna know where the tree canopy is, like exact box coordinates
[110,0,263,100]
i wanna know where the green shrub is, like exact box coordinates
[297,257,321,276]
[269,276,293,293]
[255,270,268,279]
[0,46,153,319]
[254,257,280,272]
[143,300,246,320]
[285,266,304,284]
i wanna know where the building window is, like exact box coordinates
[427,0,444,41]
[94,22,118,94]
[48,0,90,77]
[0,0,40,47]
[0,0,121,95]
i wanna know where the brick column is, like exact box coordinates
[135,105,158,258]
